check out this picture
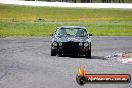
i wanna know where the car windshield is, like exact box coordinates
[57,28,87,37]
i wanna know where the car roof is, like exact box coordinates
[57,26,86,29]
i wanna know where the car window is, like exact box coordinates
[56,28,87,37]
[66,29,77,36]
[56,29,67,36]
[76,29,87,37]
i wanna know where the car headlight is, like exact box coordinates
[79,42,83,46]
[52,42,58,46]
[84,43,88,47]
[59,42,62,46]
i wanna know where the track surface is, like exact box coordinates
[0,36,132,88]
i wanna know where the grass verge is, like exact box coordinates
[0,4,132,36]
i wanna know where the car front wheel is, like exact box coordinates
[51,49,57,56]
[86,43,91,58]
[86,50,91,58]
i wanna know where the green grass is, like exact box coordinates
[0,4,132,36]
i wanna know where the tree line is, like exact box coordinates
[24,0,131,3]
[82,0,125,3]
[101,0,124,3]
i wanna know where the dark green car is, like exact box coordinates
[51,26,92,58]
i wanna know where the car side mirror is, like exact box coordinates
[50,34,53,36]
[89,34,92,36]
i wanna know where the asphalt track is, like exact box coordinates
[0,36,132,88]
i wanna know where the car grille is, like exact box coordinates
[62,42,79,51]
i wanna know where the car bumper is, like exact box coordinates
[58,47,90,55]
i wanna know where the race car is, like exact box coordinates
[51,26,92,58]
